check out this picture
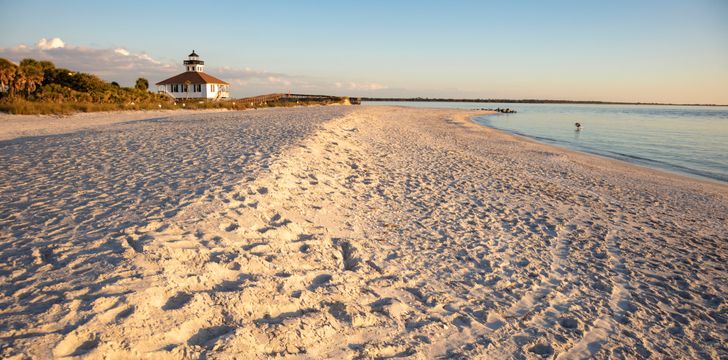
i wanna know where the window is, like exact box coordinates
[182,85,188,92]
[210,84,216,92]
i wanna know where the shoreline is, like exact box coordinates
[1,106,726,358]
[466,113,728,189]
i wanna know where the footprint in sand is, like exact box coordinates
[558,317,579,329]
[114,306,135,322]
[224,222,239,232]
[528,343,554,357]
[54,332,99,357]
[187,325,235,347]
[309,274,333,291]
[162,292,192,311]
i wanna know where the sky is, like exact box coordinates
[1,0,727,103]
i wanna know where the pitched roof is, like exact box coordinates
[155,71,229,85]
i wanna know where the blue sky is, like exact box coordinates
[1,0,727,103]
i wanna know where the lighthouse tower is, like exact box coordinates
[184,50,205,72]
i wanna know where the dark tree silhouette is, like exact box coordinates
[135,77,149,91]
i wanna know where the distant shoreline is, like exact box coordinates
[361,97,728,107]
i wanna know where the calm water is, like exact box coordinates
[363,101,728,182]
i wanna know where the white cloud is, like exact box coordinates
[138,54,161,64]
[266,76,292,86]
[36,37,65,50]
[335,81,388,91]
[114,48,130,56]
[213,67,301,94]
[1,38,178,86]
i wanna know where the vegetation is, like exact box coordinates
[135,77,149,91]
[0,57,348,115]
[0,57,174,114]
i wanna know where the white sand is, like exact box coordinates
[0,109,230,141]
[1,106,726,359]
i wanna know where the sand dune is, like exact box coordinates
[1,106,726,359]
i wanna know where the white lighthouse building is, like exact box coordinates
[155,51,230,100]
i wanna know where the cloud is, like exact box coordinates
[114,48,130,56]
[266,76,292,86]
[214,66,290,84]
[0,38,177,86]
[335,81,388,91]
[0,38,390,97]
[36,37,65,50]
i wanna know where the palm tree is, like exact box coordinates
[0,58,17,96]
[38,60,55,72]
[18,60,44,96]
[11,69,26,97]
[20,64,43,96]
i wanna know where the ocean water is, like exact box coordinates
[363,101,728,182]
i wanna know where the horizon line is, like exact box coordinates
[358,97,728,107]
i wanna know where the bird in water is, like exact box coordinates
[575,122,582,131]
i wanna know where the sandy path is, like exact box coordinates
[1,106,726,359]
[0,109,231,141]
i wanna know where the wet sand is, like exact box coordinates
[1,106,726,359]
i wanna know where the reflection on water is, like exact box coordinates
[363,101,728,182]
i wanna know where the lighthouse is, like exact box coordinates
[155,51,230,100]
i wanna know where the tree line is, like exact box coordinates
[0,57,172,113]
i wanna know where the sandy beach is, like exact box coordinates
[0,109,235,142]
[1,106,726,359]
